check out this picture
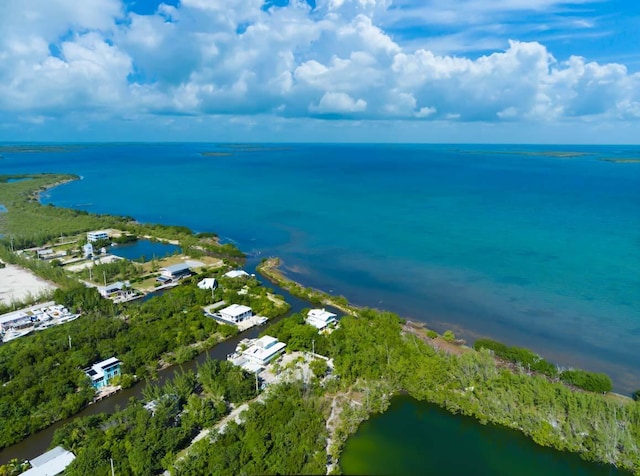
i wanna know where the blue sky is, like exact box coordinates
[0,0,639,143]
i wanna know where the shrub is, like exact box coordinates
[560,369,612,393]
[443,330,455,342]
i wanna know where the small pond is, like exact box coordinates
[109,239,181,262]
[340,395,627,476]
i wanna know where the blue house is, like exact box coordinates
[84,357,121,389]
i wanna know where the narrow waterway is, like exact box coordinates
[0,261,314,464]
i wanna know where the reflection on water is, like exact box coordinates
[341,395,628,476]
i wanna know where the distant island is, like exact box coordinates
[0,145,82,154]
[598,158,640,163]
[454,149,592,158]
[200,151,234,157]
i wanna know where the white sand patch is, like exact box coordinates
[0,263,57,306]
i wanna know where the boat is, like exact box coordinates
[35,321,57,331]
[2,327,34,343]
[56,314,80,324]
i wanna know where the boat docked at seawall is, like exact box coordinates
[2,327,34,343]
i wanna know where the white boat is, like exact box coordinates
[56,314,80,324]
[2,327,34,343]
[35,321,57,331]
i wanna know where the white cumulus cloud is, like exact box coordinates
[0,0,638,135]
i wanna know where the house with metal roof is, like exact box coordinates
[158,263,192,282]
[23,446,76,476]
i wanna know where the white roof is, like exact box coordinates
[242,335,286,364]
[99,282,125,293]
[0,301,56,325]
[197,278,217,290]
[96,356,120,368]
[220,304,252,318]
[307,309,337,322]
[306,309,338,330]
[224,270,250,278]
[87,229,110,235]
[24,446,75,476]
[161,263,192,274]
[84,357,121,382]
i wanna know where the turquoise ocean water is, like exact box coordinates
[1,143,638,391]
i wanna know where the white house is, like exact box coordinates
[242,335,287,366]
[306,309,338,330]
[97,281,126,298]
[197,277,217,290]
[23,446,76,476]
[224,270,250,279]
[87,230,110,242]
[218,304,253,323]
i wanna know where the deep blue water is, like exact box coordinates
[1,143,638,392]
[109,239,180,262]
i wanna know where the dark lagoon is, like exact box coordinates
[340,395,627,476]
[108,239,180,262]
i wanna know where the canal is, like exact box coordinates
[0,263,631,476]
[0,260,313,464]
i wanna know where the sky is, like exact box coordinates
[0,0,639,143]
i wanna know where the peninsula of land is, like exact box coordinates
[0,173,638,476]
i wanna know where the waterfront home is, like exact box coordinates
[306,309,338,330]
[23,446,75,476]
[228,335,287,373]
[242,335,287,366]
[197,277,217,290]
[84,357,121,389]
[158,263,192,283]
[218,304,253,323]
[224,269,250,279]
[87,230,110,242]
[97,281,127,298]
